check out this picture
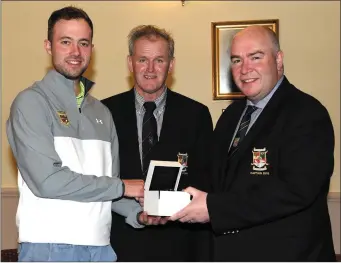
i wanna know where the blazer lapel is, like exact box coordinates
[218,101,246,188]
[158,89,179,144]
[121,89,144,178]
[138,89,179,175]
[223,78,290,189]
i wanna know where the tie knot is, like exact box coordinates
[245,105,258,116]
[143,102,156,113]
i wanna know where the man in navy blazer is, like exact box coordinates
[171,25,336,261]
[102,25,213,261]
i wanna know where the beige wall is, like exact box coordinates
[2,1,340,192]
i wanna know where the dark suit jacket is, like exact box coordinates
[207,77,336,261]
[102,89,213,261]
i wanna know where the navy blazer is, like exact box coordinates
[207,77,336,261]
[102,89,213,261]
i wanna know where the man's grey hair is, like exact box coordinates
[128,25,175,59]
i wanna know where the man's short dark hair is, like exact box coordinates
[47,6,93,42]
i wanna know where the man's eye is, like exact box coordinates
[80,42,89,47]
[251,56,260,60]
[156,59,164,63]
[231,59,240,64]
[138,59,146,63]
[61,40,70,45]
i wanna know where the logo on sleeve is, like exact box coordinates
[57,111,70,126]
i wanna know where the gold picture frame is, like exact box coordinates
[212,19,279,100]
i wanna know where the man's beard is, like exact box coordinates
[54,64,87,80]
[53,55,89,80]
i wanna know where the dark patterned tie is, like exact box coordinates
[228,105,258,157]
[142,102,158,177]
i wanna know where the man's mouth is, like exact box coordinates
[66,60,82,65]
[66,57,83,65]
[144,75,157,79]
[241,78,257,83]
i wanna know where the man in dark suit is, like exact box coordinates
[171,25,336,261]
[102,25,213,261]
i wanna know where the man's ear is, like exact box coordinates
[168,57,175,73]
[44,39,52,55]
[276,51,284,72]
[127,55,133,73]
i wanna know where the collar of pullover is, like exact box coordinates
[41,70,95,97]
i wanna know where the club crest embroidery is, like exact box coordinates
[251,147,269,171]
[177,153,188,174]
[57,111,70,126]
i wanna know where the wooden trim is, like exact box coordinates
[1,187,19,197]
[328,192,341,202]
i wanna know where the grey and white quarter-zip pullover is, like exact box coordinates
[6,70,143,246]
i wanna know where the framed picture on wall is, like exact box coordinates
[211,19,279,100]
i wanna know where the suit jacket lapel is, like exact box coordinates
[223,77,290,189]
[140,89,179,175]
[218,101,246,187]
[122,89,143,178]
[158,89,178,144]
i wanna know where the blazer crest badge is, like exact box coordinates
[177,152,188,174]
[251,147,269,171]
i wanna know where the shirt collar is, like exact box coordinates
[76,81,85,100]
[247,75,284,109]
[134,87,167,115]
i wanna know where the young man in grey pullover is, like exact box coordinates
[6,6,163,262]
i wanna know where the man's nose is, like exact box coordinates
[240,61,250,74]
[147,61,155,72]
[70,43,81,56]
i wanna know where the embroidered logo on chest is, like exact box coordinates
[57,111,70,126]
[177,152,188,174]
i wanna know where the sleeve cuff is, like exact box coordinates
[125,204,145,229]
[120,179,125,198]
